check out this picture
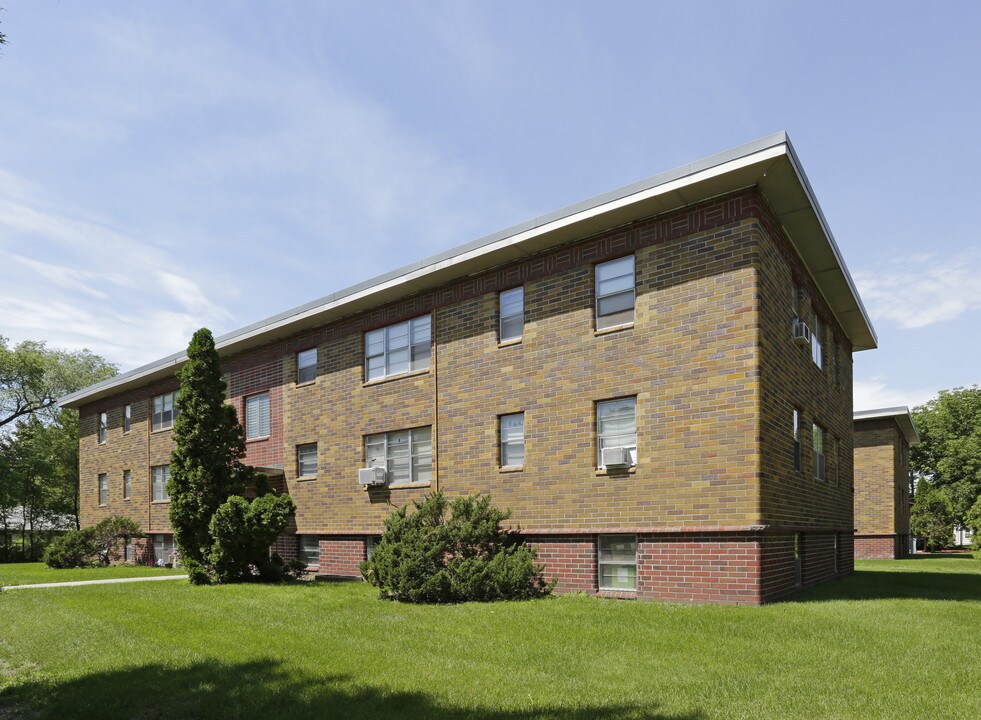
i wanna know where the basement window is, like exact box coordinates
[598,535,637,591]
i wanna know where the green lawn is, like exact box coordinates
[0,562,185,587]
[0,554,977,720]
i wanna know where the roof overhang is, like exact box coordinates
[60,131,876,409]
[854,407,921,445]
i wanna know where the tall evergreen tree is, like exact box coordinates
[168,328,254,583]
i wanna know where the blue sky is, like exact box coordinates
[1,1,978,410]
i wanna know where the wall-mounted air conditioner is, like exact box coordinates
[358,466,388,487]
[793,322,811,345]
[601,447,632,469]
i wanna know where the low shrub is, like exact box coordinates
[43,528,98,569]
[207,492,297,583]
[361,492,554,603]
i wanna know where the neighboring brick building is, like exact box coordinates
[61,132,877,604]
[853,407,919,559]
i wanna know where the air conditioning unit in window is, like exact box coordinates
[793,322,811,345]
[358,467,388,487]
[601,447,632,469]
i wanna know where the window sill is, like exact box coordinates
[98,503,107,507]
[499,466,524,473]
[597,589,638,599]
[296,475,318,482]
[362,368,430,388]
[150,428,173,435]
[246,436,270,444]
[594,322,634,337]
[497,338,522,348]
[123,497,131,502]
[295,380,316,388]
[388,481,432,489]
[151,500,171,505]
[595,466,637,477]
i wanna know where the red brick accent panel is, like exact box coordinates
[318,536,366,577]
[855,534,900,560]
[760,532,851,602]
[527,535,595,592]
[271,532,299,563]
[639,532,762,605]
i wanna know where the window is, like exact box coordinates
[500,413,525,468]
[792,282,801,326]
[833,533,840,575]
[297,443,318,478]
[595,256,635,329]
[98,473,107,505]
[153,534,176,566]
[813,424,825,481]
[152,465,170,501]
[123,470,132,499]
[499,287,524,342]
[793,410,802,471]
[297,348,317,384]
[299,536,320,567]
[598,535,637,591]
[245,392,271,440]
[365,427,432,485]
[123,404,131,433]
[98,413,107,444]
[812,313,823,368]
[365,315,431,381]
[830,338,839,387]
[152,392,177,431]
[366,535,379,559]
[597,397,637,468]
[124,539,135,563]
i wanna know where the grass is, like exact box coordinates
[0,554,978,720]
[0,562,185,587]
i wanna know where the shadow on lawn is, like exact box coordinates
[0,658,703,720]
[791,557,981,603]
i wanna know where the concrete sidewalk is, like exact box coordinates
[1,574,188,591]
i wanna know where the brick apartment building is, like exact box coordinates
[853,407,919,559]
[60,132,877,604]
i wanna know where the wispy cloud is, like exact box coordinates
[853,375,939,412]
[0,171,234,369]
[854,250,981,329]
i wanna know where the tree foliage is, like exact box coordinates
[362,492,554,603]
[43,515,142,568]
[168,328,296,584]
[0,335,117,431]
[910,479,954,552]
[910,386,981,526]
[0,338,115,561]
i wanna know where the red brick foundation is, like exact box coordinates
[855,534,908,560]
[317,536,366,578]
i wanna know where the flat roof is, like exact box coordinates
[60,131,877,409]
[854,406,921,445]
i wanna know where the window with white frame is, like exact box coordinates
[296,443,318,478]
[792,282,801,327]
[152,392,177,431]
[793,409,802,471]
[124,538,135,563]
[813,424,825,481]
[299,535,320,567]
[595,256,635,329]
[812,313,823,368]
[499,287,524,342]
[365,315,431,381]
[98,412,107,444]
[500,413,525,468]
[245,392,271,440]
[365,427,432,485]
[123,404,131,433]
[123,470,132,499]
[153,534,176,566]
[366,535,379,559]
[596,397,637,468]
[598,535,637,591]
[98,473,107,505]
[152,465,170,501]
[297,348,317,384]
